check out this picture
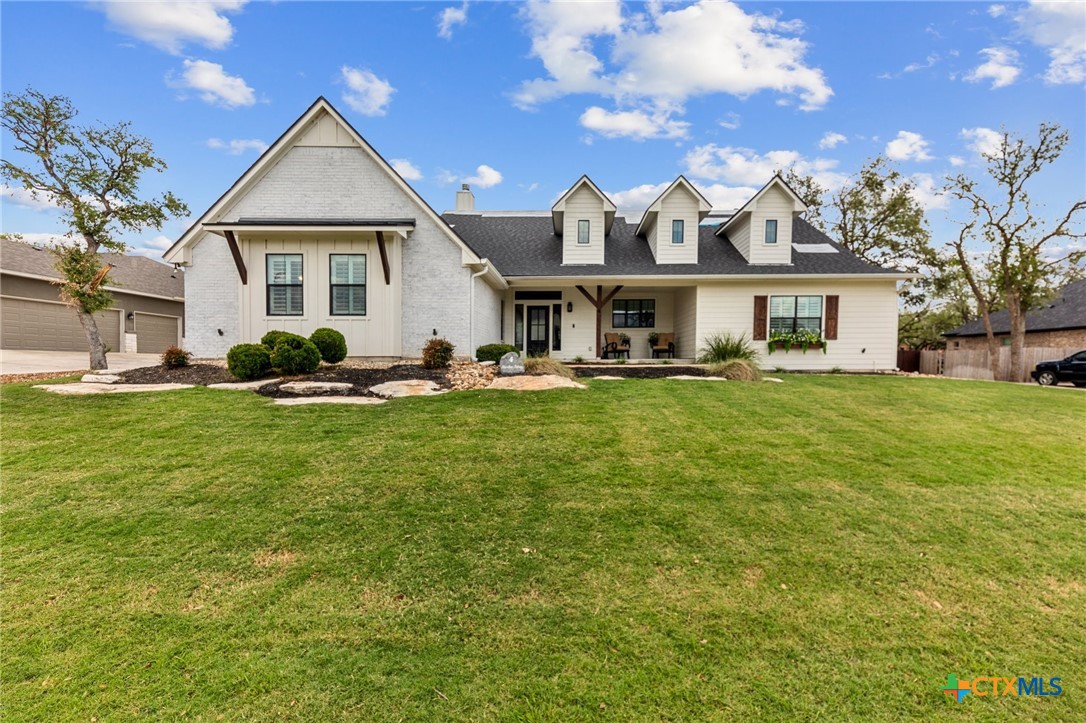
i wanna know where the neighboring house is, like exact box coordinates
[166,97,908,370]
[943,279,1086,351]
[1,236,185,354]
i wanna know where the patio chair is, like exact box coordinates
[603,332,630,359]
[651,333,676,359]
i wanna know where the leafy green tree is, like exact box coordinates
[1,89,187,369]
[945,123,1086,381]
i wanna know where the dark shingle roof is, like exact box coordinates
[441,213,900,277]
[0,237,184,299]
[944,279,1086,336]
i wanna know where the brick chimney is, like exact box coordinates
[455,183,475,212]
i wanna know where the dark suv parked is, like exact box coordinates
[1032,350,1086,387]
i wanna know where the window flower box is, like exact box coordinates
[767,330,827,354]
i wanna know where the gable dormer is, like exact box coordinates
[635,176,712,264]
[715,175,806,265]
[552,176,616,265]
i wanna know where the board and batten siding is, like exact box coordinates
[562,186,606,265]
[241,235,402,356]
[652,186,699,264]
[747,184,794,265]
[696,279,899,370]
[728,216,752,262]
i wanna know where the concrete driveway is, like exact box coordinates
[0,350,161,375]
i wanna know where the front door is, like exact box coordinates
[527,305,549,356]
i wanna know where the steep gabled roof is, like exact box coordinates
[1,236,184,300]
[163,97,485,268]
[944,279,1086,336]
[634,175,713,237]
[714,174,808,236]
[550,175,617,235]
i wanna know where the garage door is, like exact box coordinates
[1,297,121,351]
[134,313,179,353]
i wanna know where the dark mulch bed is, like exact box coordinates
[571,365,708,379]
[118,364,237,386]
[255,364,449,398]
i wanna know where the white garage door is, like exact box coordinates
[1,297,122,352]
[134,313,180,353]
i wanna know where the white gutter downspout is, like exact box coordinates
[468,259,491,361]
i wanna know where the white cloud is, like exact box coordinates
[961,127,1003,158]
[1015,1,1086,85]
[907,173,948,212]
[436,168,459,185]
[818,132,847,150]
[964,47,1021,89]
[340,66,395,116]
[464,164,503,188]
[128,234,175,259]
[438,2,469,40]
[206,138,268,155]
[949,155,966,167]
[2,185,61,211]
[607,180,757,211]
[718,112,741,130]
[987,4,1007,18]
[3,231,68,247]
[683,144,846,189]
[903,53,941,73]
[390,158,423,181]
[96,1,246,54]
[885,131,934,162]
[174,59,255,108]
[514,0,832,139]
[579,106,689,140]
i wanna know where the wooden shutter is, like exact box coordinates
[753,295,768,340]
[825,295,839,340]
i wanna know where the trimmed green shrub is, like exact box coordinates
[476,343,518,363]
[270,335,321,375]
[421,337,455,369]
[310,327,348,364]
[161,345,192,369]
[697,332,761,364]
[260,330,291,349]
[227,343,272,381]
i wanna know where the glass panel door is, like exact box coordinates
[527,305,549,356]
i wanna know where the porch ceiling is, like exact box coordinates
[202,218,414,239]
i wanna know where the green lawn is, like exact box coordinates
[2,376,1084,721]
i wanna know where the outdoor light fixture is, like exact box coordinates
[126,312,134,321]
[567,302,573,313]
[433,329,438,336]
[217,329,224,336]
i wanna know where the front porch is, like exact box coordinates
[501,284,698,361]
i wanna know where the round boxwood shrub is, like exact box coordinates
[421,337,455,369]
[270,334,321,375]
[260,330,291,349]
[227,343,272,381]
[475,343,518,364]
[310,327,347,364]
[161,345,192,369]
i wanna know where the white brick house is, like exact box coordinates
[167,98,908,369]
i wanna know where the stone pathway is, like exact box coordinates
[369,380,446,398]
[591,375,625,381]
[487,374,586,391]
[666,375,726,381]
[208,379,281,391]
[279,381,353,394]
[273,396,387,406]
[36,382,194,395]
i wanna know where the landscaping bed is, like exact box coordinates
[254,364,449,398]
[118,363,238,386]
[572,364,708,378]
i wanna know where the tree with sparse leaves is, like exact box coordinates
[785,157,940,308]
[1,89,187,369]
[945,123,1085,382]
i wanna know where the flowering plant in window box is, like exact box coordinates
[767,329,826,354]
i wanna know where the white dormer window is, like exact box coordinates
[765,219,778,244]
[578,219,590,244]
[672,219,684,244]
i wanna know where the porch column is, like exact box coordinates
[575,284,623,358]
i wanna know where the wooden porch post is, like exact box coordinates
[575,284,623,358]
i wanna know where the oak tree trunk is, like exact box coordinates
[1006,292,1026,383]
[76,307,109,370]
[979,310,1001,381]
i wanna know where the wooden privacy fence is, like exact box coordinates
[934,347,1078,382]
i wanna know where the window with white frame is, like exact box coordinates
[672,219,684,244]
[329,254,366,316]
[765,219,778,244]
[266,254,303,316]
[577,219,590,244]
[769,295,821,333]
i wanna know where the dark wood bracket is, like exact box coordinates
[575,284,624,358]
[376,231,391,285]
[223,229,247,285]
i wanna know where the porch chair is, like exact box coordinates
[651,333,676,359]
[603,332,630,359]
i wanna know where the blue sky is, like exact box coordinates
[2,1,1083,260]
